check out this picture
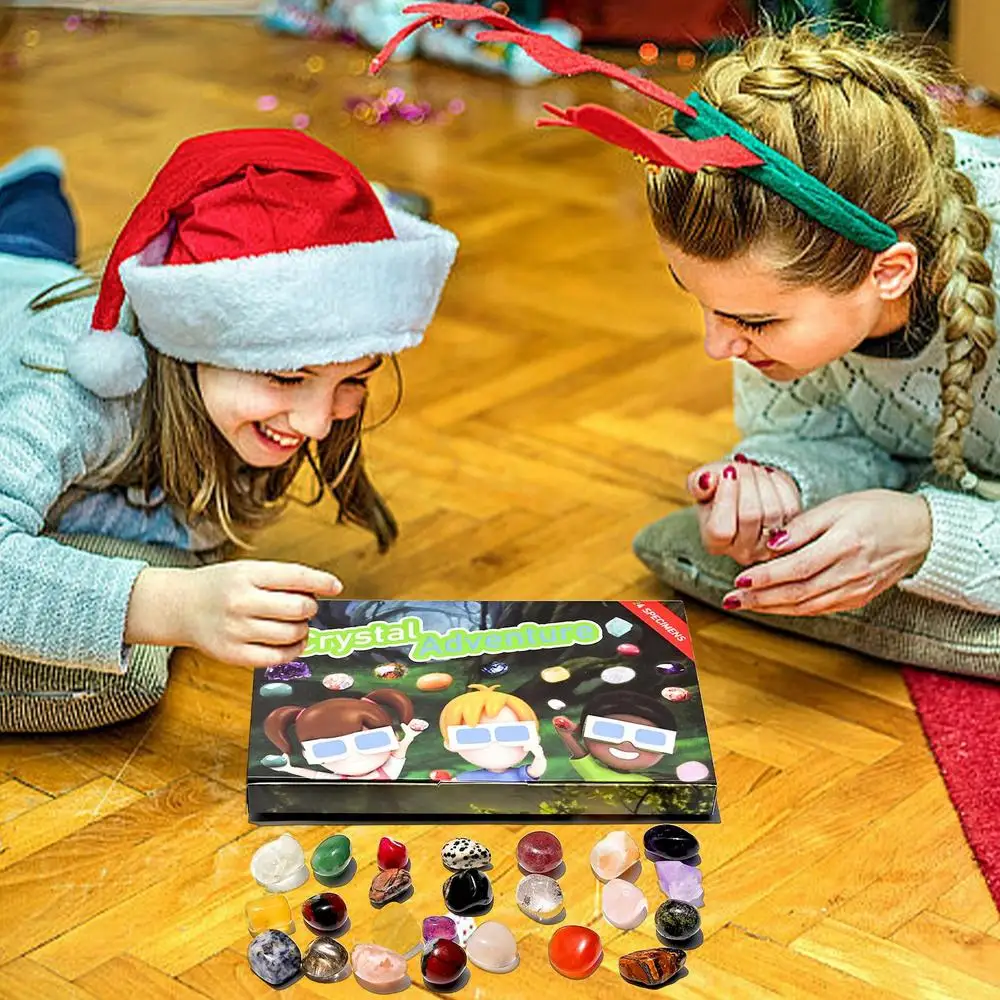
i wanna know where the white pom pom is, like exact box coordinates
[66,329,148,398]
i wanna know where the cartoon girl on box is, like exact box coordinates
[263,689,426,780]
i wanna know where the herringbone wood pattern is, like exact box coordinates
[0,12,998,999]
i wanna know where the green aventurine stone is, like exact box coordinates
[311,835,352,884]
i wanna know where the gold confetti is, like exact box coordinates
[24,29,41,47]
[306,54,325,74]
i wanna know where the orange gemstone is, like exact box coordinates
[548,925,602,979]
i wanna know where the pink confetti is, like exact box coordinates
[256,94,279,112]
[447,98,466,115]
[385,86,406,106]
[64,15,81,31]
[292,112,310,129]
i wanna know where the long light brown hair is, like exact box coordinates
[33,276,401,550]
[647,26,1000,498]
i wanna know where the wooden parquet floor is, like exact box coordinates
[0,12,998,999]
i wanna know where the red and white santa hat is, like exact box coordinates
[67,128,459,398]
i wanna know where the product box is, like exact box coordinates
[247,600,717,824]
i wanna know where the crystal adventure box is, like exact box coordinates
[246,600,717,824]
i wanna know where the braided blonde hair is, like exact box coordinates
[647,26,1000,500]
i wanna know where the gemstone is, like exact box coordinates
[548,925,603,979]
[245,894,293,935]
[655,662,686,676]
[466,920,519,974]
[654,899,701,942]
[248,930,301,987]
[547,699,566,710]
[602,878,648,930]
[654,860,704,906]
[590,830,641,880]
[416,672,453,691]
[302,936,349,983]
[378,836,408,870]
[322,672,354,691]
[251,834,309,892]
[643,824,699,862]
[676,761,711,782]
[265,660,310,681]
[374,662,407,680]
[515,874,563,922]
[604,616,633,637]
[619,947,686,987]
[443,869,493,914]
[302,892,348,933]
[351,943,409,994]
[311,834,352,884]
[453,916,477,946]
[616,642,640,656]
[259,682,293,698]
[600,665,635,684]
[370,867,412,907]
[260,754,287,768]
[441,837,491,871]
[661,686,692,702]
[421,938,467,986]
[516,831,563,874]
[481,659,509,677]
[422,915,458,943]
[541,666,570,683]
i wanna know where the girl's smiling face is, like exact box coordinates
[196,355,382,467]
[661,242,918,381]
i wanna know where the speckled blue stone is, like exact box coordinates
[248,930,302,986]
[481,660,509,677]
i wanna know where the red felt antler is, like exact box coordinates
[537,104,763,172]
[371,2,692,114]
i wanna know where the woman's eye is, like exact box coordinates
[267,373,303,386]
[341,377,370,388]
[732,317,773,334]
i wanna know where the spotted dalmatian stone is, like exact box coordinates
[441,837,492,871]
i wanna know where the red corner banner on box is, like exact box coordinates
[619,601,694,660]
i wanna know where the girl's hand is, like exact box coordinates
[688,456,802,566]
[179,560,342,666]
[721,490,931,616]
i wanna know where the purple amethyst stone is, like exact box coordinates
[422,915,458,943]
[265,660,312,682]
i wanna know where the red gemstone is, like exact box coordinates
[548,925,603,979]
[516,830,563,874]
[377,836,408,870]
[421,938,467,985]
[301,892,348,933]
[617,643,641,656]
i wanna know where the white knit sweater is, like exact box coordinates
[733,129,1000,616]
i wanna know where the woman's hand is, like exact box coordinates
[688,455,802,566]
[721,490,932,616]
[127,560,342,666]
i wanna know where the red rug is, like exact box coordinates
[902,668,1000,911]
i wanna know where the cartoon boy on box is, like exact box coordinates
[437,684,547,782]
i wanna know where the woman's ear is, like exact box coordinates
[871,241,919,301]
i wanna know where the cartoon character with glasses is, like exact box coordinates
[437,684,547,782]
[553,691,678,782]
[262,690,426,780]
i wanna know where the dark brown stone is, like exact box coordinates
[369,867,412,906]
[619,947,686,986]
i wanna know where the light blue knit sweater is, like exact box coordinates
[0,254,211,676]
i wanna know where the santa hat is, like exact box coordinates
[67,128,458,398]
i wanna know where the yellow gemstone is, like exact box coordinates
[541,666,571,683]
[246,894,294,935]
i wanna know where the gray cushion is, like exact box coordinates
[634,506,1000,679]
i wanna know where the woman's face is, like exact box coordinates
[196,356,382,467]
[660,242,917,381]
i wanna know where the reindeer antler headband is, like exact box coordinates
[371,3,897,252]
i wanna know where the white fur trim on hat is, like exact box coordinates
[65,325,148,398]
[118,207,458,371]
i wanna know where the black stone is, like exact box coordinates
[443,869,493,915]
[643,824,699,862]
[654,900,701,942]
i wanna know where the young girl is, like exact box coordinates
[375,6,999,676]
[0,128,457,731]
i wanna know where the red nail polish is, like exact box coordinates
[722,595,742,610]
[767,530,790,549]
[733,453,748,463]
[765,465,776,473]
[735,575,752,588]
[722,465,737,480]
[697,471,712,491]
